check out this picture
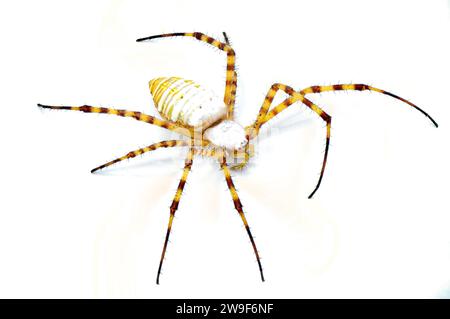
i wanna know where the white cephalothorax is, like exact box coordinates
[204,120,247,150]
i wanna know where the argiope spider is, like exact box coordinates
[38,32,438,284]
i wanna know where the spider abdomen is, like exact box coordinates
[149,77,227,129]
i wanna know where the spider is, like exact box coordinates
[38,31,438,284]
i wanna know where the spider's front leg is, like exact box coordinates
[246,85,331,198]
[247,82,438,199]
[300,84,438,128]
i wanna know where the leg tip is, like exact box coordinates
[136,35,159,42]
[431,119,439,128]
[308,186,320,199]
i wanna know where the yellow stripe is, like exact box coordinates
[160,79,184,116]
[153,77,172,106]
[149,77,163,93]
[150,77,166,97]
[162,80,192,117]
[154,77,179,107]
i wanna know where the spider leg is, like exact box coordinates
[136,32,237,119]
[246,88,331,198]
[219,153,265,282]
[247,81,437,198]
[38,104,191,137]
[228,70,238,118]
[222,32,238,117]
[223,32,231,45]
[300,84,438,127]
[156,147,194,285]
[264,92,331,198]
[90,140,190,173]
[249,83,297,137]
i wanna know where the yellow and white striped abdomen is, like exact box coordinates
[149,77,227,129]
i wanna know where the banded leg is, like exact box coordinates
[228,70,238,118]
[157,147,194,284]
[91,140,190,173]
[249,83,297,137]
[136,32,237,119]
[300,84,438,127]
[247,89,331,199]
[219,154,265,282]
[37,104,191,137]
[222,33,238,118]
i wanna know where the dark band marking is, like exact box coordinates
[311,86,321,93]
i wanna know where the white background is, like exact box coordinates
[0,0,449,298]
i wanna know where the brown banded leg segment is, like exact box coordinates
[250,90,332,199]
[227,70,238,119]
[37,104,191,137]
[222,32,238,116]
[219,155,265,282]
[156,147,194,285]
[91,140,190,173]
[136,32,237,119]
[300,84,438,127]
[249,83,297,137]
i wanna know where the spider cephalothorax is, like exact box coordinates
[38,31,437,284]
